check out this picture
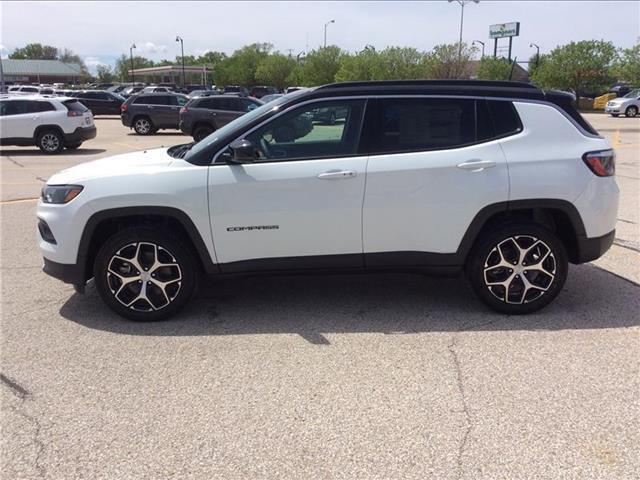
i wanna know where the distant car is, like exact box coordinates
[188,90,217,98]
[608,83,634,98]
[73,90,125,115]
[605,88,640,117]
[285,86,306,94]
[223,85,249,96]
[121,92,189,134]
[310,105,349,124]
[107,85,128,94]
[179,95,263,141]
[261,93,284,103]
[142,86,173,94]
[40,87,55,95]
[121,86,145,98]
[0,96,96,153]
[7,85,41,95]
[250,86,278,98]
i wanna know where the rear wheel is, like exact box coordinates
[467,223,568,314]
[37,130,64,154]
[193,125,214,142]
[133,116,154,135]
[93,227,198,321]
[625,106,638,117]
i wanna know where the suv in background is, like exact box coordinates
[142,86,174,94]
[73,90,125,115]
[8,85,41,95]
[37,80,618,321]
[223,85,249,96]
[121,92,189,134]
[179,95,263,141]
[0,96,96,153]
[250,86,278,99]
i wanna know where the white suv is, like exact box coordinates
[0,96,96,153]
[37,80,619,321]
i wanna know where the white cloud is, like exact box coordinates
[137,42,168,55]
[0,45,8,59]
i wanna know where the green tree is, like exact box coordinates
[9,43,58,60]
[375,47,427,80]
[531,40,617,102]
[613,44,640,84]
[423,42,477,79]
[57,48,88,74]
[476,57,512,80]
[301,46,344,86]
[215,43,272,86]
[96,64,114,83]
[335,46,377,82]
[114,54,155,82]
[255,53,297,90]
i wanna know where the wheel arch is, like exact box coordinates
[34,124,65,141]
[458,199,586,264]
[78,206,218,282]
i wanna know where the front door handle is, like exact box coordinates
[317,170,357,180]
[457,160,496,172]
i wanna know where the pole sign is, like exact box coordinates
[489,22,520,39]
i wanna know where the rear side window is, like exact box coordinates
[374,98,476,153]
[63,100,89,113]
[487,100,522,137]
[28,101,56,113]
[133,96,150,105]
[147,96,171,106]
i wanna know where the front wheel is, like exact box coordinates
[93,228,198,321]
[625,106,638,117]
[467,223,568,314]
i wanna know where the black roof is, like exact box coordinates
[302,79,546,101]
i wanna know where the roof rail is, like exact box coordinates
[317,79,539,90]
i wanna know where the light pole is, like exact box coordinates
[324,19,335,48]
[472,40,485,58]
[129,43,136,84]
[448,0,479,63]
[176,35,186,89]
[530,43,540,69]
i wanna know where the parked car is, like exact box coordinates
[605,89,640,117]
[0,96,96,154]
[608,83,637,98]
[121,92,189,134]
[121,86,145,98]
[285,86,306,94]
[261,93,284,103]
[179,95,263,141]
[188,90,217,98]
[310,105,349,124]
[142,86,174,94]
[223,85,249,96]
[37,80,618,321]
[250,86,278,98]
[72,90,125,115]
[7,85,41,95]
[107,85,128,94]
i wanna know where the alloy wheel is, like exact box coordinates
[106,242,182,311]
[483,235,556,304]
[135,119,151,134]
[41,133,60,152]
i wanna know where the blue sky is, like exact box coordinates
[1,1,639,73]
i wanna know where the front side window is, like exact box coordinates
[3,101,30,115]
[244,99,366,162]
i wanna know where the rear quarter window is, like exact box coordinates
[29,101,56,113]
[63,100,89,113]
[487,100,523,137]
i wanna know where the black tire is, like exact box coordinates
[133,116,154,135]
[625,106,638,118]
[37,129,64,154]
[93,227,198,321]
[466,222,568,315]
[193,125,214,142]
[65,142,82,150]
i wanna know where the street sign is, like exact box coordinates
[489,22,520,39]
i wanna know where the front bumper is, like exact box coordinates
[63,126,97,144]
[575,229,615,263]
[605,106,622,114]
[43,257,84,285]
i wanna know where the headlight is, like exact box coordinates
[41,185,83,204]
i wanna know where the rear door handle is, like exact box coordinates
[457,160,496,171]
[317,170,357,179]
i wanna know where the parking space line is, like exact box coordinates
[612,130,621,148]
[0,197,39,205]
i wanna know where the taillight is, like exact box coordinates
[582,149,615,177]
[121,103,128,113]
[180,107,187,114]
[67,111,82,117]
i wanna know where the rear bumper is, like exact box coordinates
[179,120,193,135]
[63,126,96,144]
[121,114,132,127]
[575,229,615,263]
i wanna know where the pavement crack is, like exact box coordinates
[448,333,472,480]
[1,374,46,478]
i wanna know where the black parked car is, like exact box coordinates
[73,90,125,115]
[250,86,278,98]
[223,85,250,96]
[121,92,189,135]
[179,95,263,141]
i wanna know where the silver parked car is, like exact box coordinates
[605,88,640,117]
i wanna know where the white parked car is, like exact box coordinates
[7,85,41,95]
[37,80,619,321]
[0,96,96,153]
[605,89,640,117]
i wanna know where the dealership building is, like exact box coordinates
[0,59,86,84]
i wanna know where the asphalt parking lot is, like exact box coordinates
[1,115,639,479]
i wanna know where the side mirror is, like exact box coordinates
[228,138,256,163]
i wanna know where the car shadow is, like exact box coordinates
[126,132,185,137]
[59,264,639,342]
[0,148,107,156]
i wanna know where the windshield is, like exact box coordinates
[184,93,295,162]
[623,89,640,98]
